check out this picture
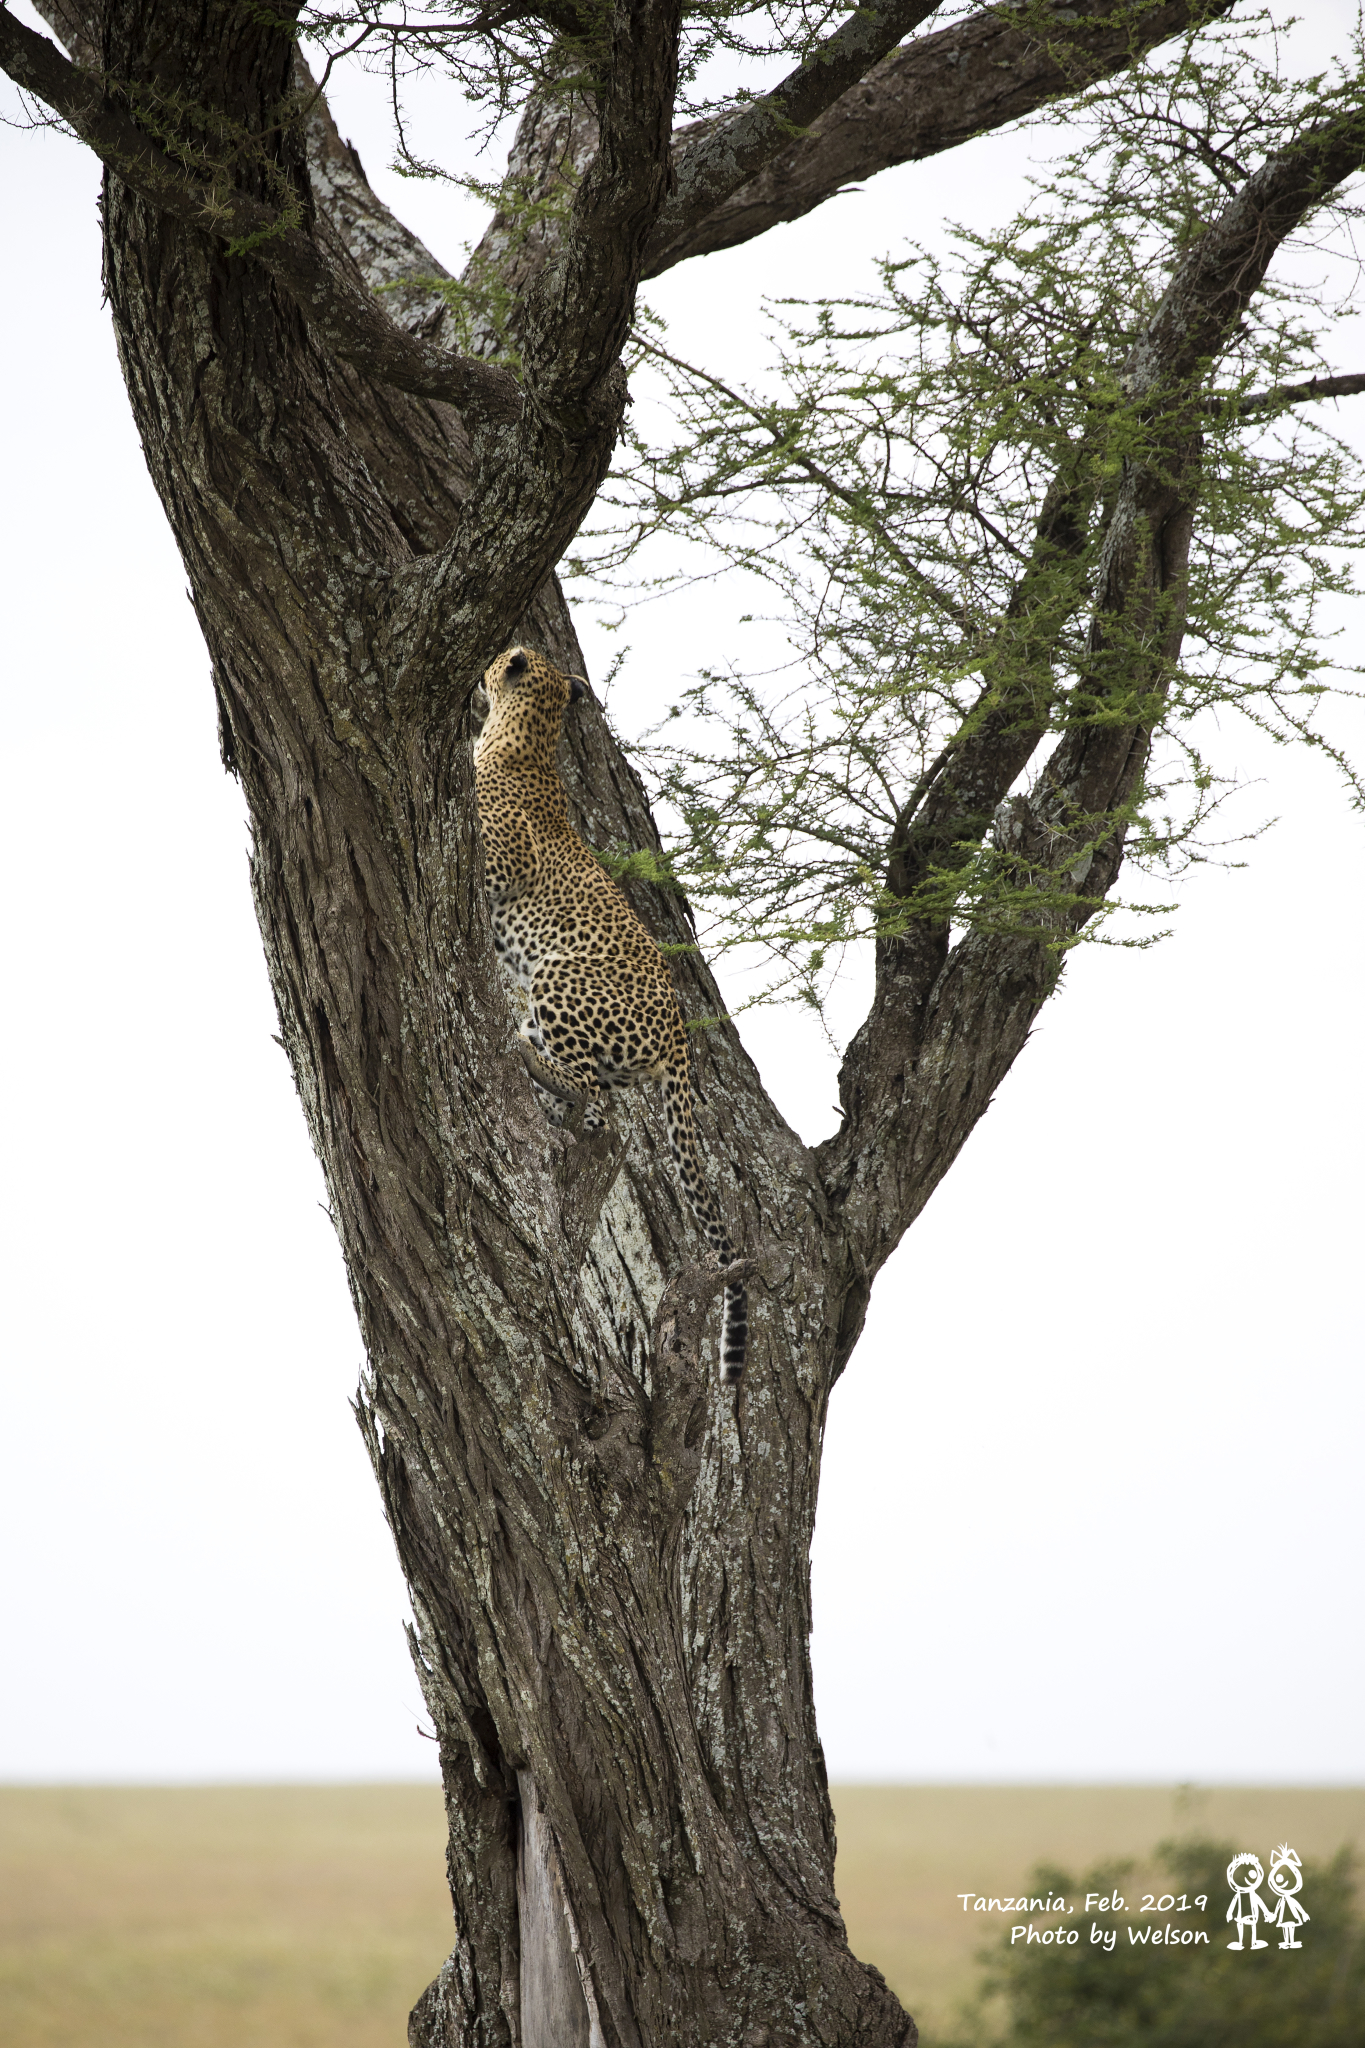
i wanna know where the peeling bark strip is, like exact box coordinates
[8,1,1358,2043]
[517,1773,605,2048]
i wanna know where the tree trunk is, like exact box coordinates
[93,16,895,2034]
[11,0,1317,2040]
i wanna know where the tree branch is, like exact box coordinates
[291,54,456,334]
[1232,370,1365,413]
[868,444,1104,1009]
[817,91,1365,1287]
[877,107,1365,950]
[14,0,1249,435]
[28,0,96,69]
[459,80,603,361]
[633,334,972,629]
[650,0,945,259]
[0,6,523,427]
[7,0,680,730]
[645,0,1237,274]
[390,0,687,697]
[518,0,682,417]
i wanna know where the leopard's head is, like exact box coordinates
[487,645,586,718]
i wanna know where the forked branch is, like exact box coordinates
[644,0,1238,274]
[819,96,1365,1283]
[651,0,944,259]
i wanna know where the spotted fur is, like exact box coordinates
[474,645,747,1383]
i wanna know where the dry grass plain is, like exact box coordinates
[1,1782,1360,2046]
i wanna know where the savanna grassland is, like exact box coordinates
[1,1784,1360,2046]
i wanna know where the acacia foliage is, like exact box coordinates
[576,14,1365,1013]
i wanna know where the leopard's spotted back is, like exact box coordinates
[474,645,747,1383]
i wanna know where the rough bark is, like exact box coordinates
[7,1,1356,2044]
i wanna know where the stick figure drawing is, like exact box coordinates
[1266,1844,1310,1949]
[1226,1853,1274,1949]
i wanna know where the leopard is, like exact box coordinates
[473,644,748,1384]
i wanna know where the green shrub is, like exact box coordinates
[943,1837,1364,2048]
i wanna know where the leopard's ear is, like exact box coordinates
[506,648,529,677]
[568,674,588,704]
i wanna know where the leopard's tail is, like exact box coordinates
[662,1067,748,1385]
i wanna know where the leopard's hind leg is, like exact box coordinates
[517,1030,603,1112]
[518,995,607,1129]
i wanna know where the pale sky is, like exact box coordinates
[2,2,1362,1785]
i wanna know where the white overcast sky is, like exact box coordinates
[2,2,1362,1786]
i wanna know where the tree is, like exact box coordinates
[1,3,1360,2045]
